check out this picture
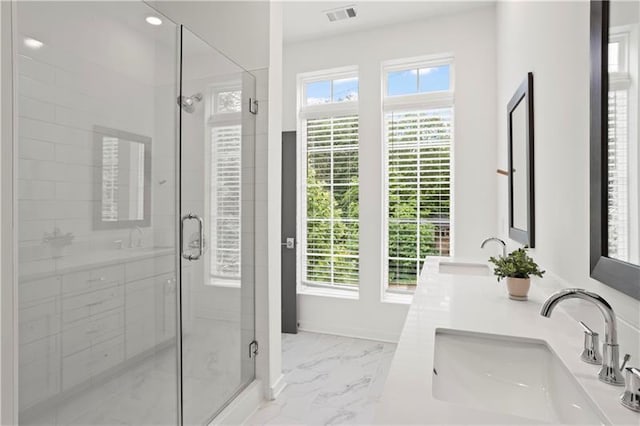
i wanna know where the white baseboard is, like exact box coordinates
[269,374,286,400]
[210,380,263,426]
[297,322,399,343]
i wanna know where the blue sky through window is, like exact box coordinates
[306,77,358,104]
[419,65,450,93]
[387,64,450,96]
[306,80,330,105]
[333,77,358,102]
[387,70,417,96]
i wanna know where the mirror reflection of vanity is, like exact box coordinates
[590,0,640,299]
[94,126,151,230]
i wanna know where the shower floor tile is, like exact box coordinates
[246,332,396,426]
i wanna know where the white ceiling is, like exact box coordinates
[283,1,495,44]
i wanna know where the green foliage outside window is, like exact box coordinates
[304,111,452,289]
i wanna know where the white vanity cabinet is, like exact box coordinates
[61,264,126,390]
[19,276,63,410]
[18,251,186,412]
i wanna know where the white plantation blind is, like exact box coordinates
[607,88,629,260]
[211,124,241,279]
[385,108,452,289]
[102,138,119,221]
[304,115,359,287]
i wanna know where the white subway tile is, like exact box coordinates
[55,182,96,201]
[19,180,55,201]
[55,105,92,131]
[54,219,92,238]
[19,138,55,161]
[17,54,55,84]
[54,144,93,165]
[18,96,55,122]
[18,219,54,243]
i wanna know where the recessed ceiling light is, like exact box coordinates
[145,16,162,26]
[24,37,43,50]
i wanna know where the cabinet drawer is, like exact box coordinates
[19,336,60,410]
[62,308,124,356]
[125,254,174,282]
[62,285,124,324]
[19,276,61,306]
[62,335,124,391]
[89,336,124,378]
[62,264,124,296]
[19,298,61,345]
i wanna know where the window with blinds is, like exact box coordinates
[305,115,359,287]
[385,109,452,290]
[607,33,631,262]
[209,88,242,283]
[211,124,241,279]
[300,71,359,289]
[383,57,453,292]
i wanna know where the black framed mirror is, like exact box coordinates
[507,72,535,247]
[93,125,152,230]
[590,0,640,300]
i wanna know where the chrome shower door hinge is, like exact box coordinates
[249,98,258,115]
[249,340,259,358]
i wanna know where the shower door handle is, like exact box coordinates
[181,213,204,261]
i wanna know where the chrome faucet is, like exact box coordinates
[481,237,507,258]
[128,226,143,248]
[540,288,628,386]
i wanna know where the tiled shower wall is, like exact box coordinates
[16,34,173,277]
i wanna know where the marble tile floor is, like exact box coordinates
[246,332,397,426]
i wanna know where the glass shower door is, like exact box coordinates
[14,2,180,425]
[179,27,256,425]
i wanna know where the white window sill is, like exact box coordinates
[298,284,359,300]
[382,290,414,305]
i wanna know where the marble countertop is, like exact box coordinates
[20,246,175,281]
[373,257,640,425]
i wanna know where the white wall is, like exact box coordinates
[149,0,270,71]
[283,6,497,341]
[495,1,640,350]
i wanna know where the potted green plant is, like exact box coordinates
[489,248,545,301]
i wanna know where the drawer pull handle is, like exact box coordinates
[87,277,106,283]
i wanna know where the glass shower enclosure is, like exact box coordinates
[13,2,256,424]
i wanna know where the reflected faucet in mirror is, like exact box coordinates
[129,226,143,248]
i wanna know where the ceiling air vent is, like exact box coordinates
[325,5,357,22]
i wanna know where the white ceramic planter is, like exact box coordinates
[505,277,531,301]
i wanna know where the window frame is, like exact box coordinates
[381,55,455,298]
[297,66,360,294]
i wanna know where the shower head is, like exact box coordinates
[178,93,203,113]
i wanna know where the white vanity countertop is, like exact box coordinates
[20,247,175,281]
[373,257,640,425]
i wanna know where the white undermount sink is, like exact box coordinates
[438,261,492,276]
[432,329,607,424]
